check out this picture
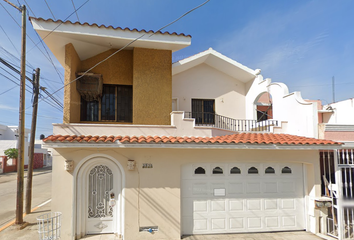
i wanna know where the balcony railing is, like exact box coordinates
[184,112,278,132]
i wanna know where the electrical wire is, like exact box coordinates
[0,85,18,96]
[23,0,36,18]
[0,1,64,83]
[0,2,20,27]
[0,45,35,70]
[70,0,80,22]
[0,57,64,109]
[27,0,90,53]
[0,24,20,56]
[43,0,56,20]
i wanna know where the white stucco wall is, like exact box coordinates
[324,98,354,124]
[172,63,247,120]
[245,77,319,138]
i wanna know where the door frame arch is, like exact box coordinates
[73,154,125,239]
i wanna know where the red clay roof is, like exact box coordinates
[43,133,340,145]
[30,17,191,37]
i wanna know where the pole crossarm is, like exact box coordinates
[2,0,21,11]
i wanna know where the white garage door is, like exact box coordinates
[181,163,305,235]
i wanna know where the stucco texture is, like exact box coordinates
[133,48,172,125]
[64,43,81,123]
[51,147,321,240]
[64,45,172,125]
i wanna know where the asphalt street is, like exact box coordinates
[0,167,52,228]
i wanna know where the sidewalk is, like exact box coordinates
[0,200,51,240]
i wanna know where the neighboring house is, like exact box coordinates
[34,139,52,167]
[31,17,351,240]
[0,124,30,171]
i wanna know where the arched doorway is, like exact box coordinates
[74,155,124,238]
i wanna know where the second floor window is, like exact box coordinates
[81,84,132,122]
[192,99,215,124]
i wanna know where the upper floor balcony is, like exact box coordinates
[184,112,279,133]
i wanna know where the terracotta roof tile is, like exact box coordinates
[30,17,191,38]
[43,133,341,146]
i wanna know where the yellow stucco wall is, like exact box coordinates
[64,43,81,123]
[51,147,321,240]
[80,49,133,85]
[133,48,172,125]
[63,46,172,125]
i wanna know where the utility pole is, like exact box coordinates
[26,68,40,214]
[3,0,27,225]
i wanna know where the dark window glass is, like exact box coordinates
[212,167,223,174]
[80,97,99,121]
[248,167,258,174]
[117,85,132,122]
[101,85,116,120]
[195,167,205,174]
[265,167,275,174]
[282,167,292,174]
[192,99,215,124]
[230,167,241,174]
[80,84,132,122]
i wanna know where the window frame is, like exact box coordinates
[80,84,132,123]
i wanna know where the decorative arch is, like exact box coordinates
[73,154,125,239]
[254,92,273,122]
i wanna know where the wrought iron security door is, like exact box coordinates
[87,165,115,233]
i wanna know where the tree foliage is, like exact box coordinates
[4,148,18,159]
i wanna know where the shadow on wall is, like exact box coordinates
[125,187,180,237]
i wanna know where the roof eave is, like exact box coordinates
[43,141,342,150]
[30,18,192,67]
[172,48,256,83]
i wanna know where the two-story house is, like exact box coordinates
[31,17,345,240]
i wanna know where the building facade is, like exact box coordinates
[31,17,351,240]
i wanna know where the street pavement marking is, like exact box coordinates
[0,199,52,232]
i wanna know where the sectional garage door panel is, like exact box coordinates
[181,163,305,235]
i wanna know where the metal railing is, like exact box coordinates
[184,112,278,132]
[37,212,61,240]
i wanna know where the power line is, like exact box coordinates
[0,2,65,84]
[35,31,64,83]
[43,0,55,20]
[0,2,20,27]
[0,57,64,109]
[70,0,80,22]
[23,0,36,17]
[27,0,90,53]
[0,85,17,96]
[0,45,35,70]
[0,24,20,55]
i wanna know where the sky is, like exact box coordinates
[0,0,353,139]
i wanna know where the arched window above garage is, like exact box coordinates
[212,167,223,174]
[265,167,275,174]
[282,166,292,174]
[248,167,258,174]
[194,167,205,174]
[230,167,241,174]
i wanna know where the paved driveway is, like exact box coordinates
[182,231,325,240]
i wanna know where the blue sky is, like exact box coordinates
[0,0,353,138]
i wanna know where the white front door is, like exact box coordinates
[86,165,117,234]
